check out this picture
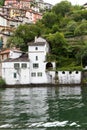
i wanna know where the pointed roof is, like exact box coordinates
[3,53,29,62]
[28,37,47,46]
[35,37,46,43]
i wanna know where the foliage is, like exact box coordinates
[52,1,72,17]
[0,78,6,86]
[7,24,41,51]
[74,21,87,36]
[0,0,4,6]
[7,37,25,51]
[6,0,87,69]
[46,32,68,56]
[75,44,87,67]
[57,66,83,71]
[42,12,57,28]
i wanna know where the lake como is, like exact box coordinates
[0,85,87,129]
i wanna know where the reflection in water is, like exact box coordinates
[0,86,87,129]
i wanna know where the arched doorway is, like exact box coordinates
[46,62,53,70]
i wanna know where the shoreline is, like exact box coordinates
[0,83,83,88]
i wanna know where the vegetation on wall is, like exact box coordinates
[7,0,87,70]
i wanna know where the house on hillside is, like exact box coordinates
[1,37,56,85]
[0,48,23,77]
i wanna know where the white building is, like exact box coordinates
[1,37,82,85]
[58,71,81,84]
[28,37,55,84]
[2,37,56,85]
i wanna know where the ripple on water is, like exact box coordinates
[28,121,80,128]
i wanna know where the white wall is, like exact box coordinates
[58,71,81,84]
[9,50,22,59]
[0,16,7,26]
[2,62,30,85]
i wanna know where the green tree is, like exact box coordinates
[74,21,87,36]
[47,32,68,56]
[7,24,41,51]
[52,1,72,17]
[42,12,57,28]
[7,37,25,51]
[0,0,4,6]
[76,43,87,67]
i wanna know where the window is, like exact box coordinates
[33,63,39,68]
[21,63,27,68]
[69,71,72,74]
[14,73,17,78]
[31,72,36,77]
[35,47,38,50]
[37,72,42,77]
[62,71,65,74]
[76,71,78,74]
[36,56,38,61]
[14,63,20,69]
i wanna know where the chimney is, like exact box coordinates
[35,36,37,43]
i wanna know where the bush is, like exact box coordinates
[57,66,83,71]
[0,78,6,86]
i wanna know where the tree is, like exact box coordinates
[76,44,87,67]
[7,37,25,51]
[42,12,57,28]
[47,32,68,56]
[67,21,77,33]
[52,24,60,33]
[52,1,72,17]
[74,21,87,36]
[7,24,41,51]
[0,0,4,6]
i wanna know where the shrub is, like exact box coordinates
[0,78,6,86]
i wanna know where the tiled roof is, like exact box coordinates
[0,48,22,55]
[0,49,10,54]
[29,42,45,46]
[3,53,29,62]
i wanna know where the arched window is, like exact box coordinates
[35,47,38,50]
[62,71,65,74]
[69,71,72,74]
[46,62,53,70]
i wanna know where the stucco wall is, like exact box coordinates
[58,71,81,84]
[2,62,30,85]
[0,16,7,26]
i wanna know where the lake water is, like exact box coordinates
[0,85,87,129]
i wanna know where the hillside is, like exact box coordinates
[7,0,87,70]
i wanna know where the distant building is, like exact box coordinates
[1,37,56,85]
[0,0,52,48]
[83,3,87,9]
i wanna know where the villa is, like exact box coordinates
[1,37,56,85]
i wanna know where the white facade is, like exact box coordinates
[28,37,55,84]
[2,61,30,85]
[9,50,22,59]
[58,71,81,84]
[0,15,7,27]
[2,37,56,85]
[1,37,82,85]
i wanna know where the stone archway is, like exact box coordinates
[46,62,53,70]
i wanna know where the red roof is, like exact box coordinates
[0,49,10,55]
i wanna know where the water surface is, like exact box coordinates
[0,85,87,129]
